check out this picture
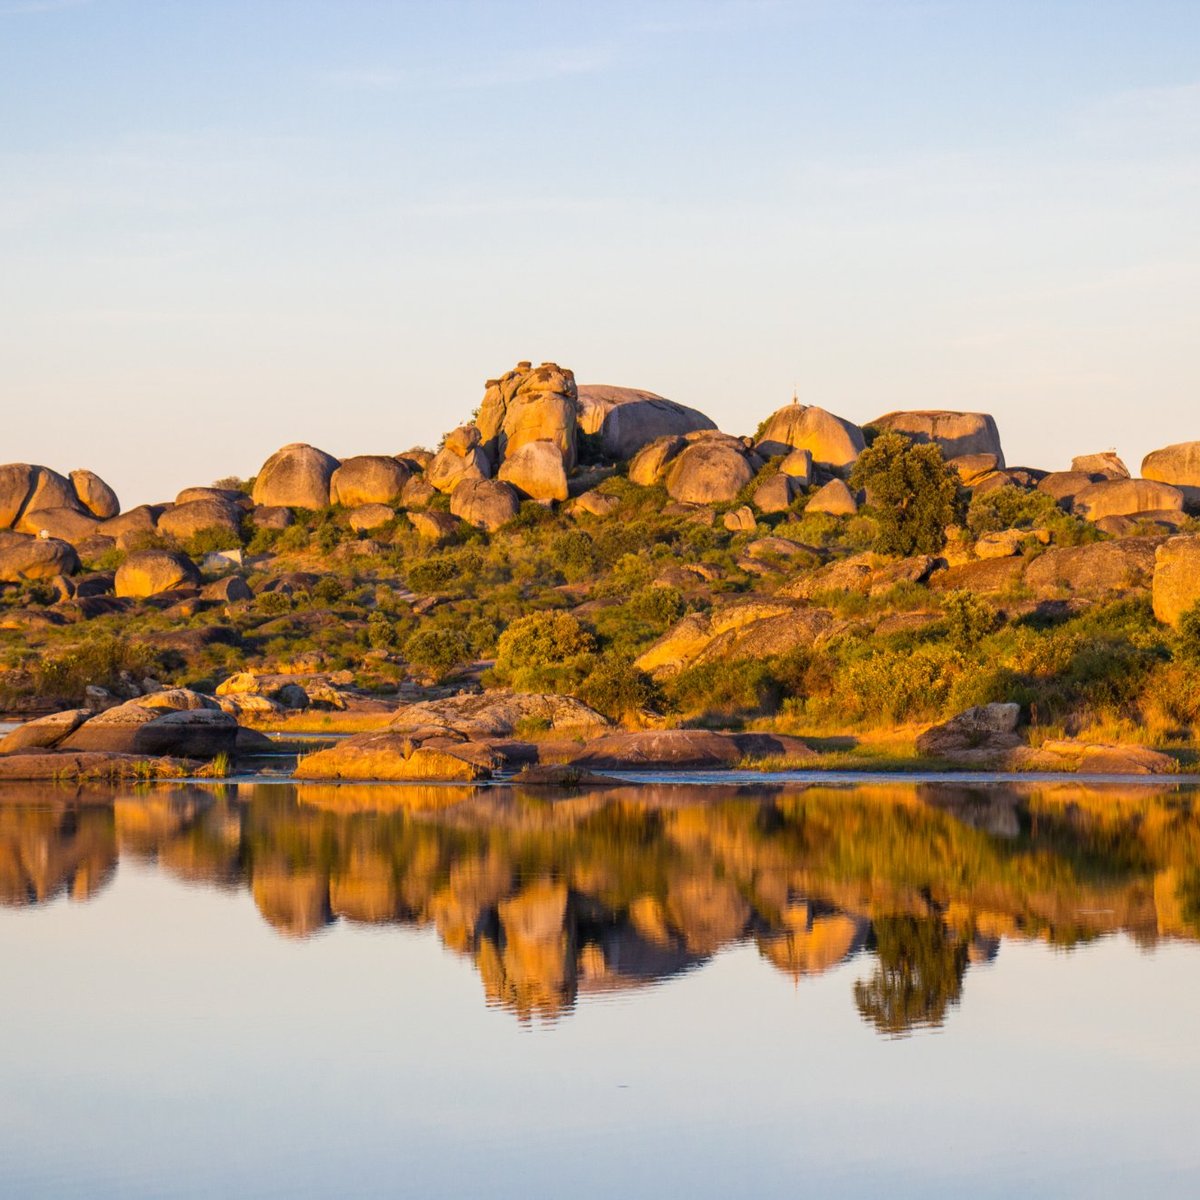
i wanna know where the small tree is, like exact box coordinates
[851,431,962,555]
[489,611,595,693]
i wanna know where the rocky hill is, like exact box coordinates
[3,359,1200,773]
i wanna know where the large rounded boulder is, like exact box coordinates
[14,507,98,543]
[69,469,120,519]
[329,455,410,507]
[426,432,491,495]
[114,549,201,598]
[477,361,579,469]
[0,533,79,581]
[497,440,569,502]
[449,478,520,532]
[576,384,716,460]
[251,443,340,510]
[1143,442,1200,506]
[755,404,865,470]
[868,410,1004,465]
[1072,479,1184,522]
[23,466,82,517]
[628,435,686,486]
[664,436,759,504]
[156,499,241,542]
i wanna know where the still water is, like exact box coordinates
[2,778,1199,1198]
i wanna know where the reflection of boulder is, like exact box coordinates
[0,806,117,906]
[757,906,868,979]
[330,851,400,923]
[480,879,576,1021]
[251,868,333,938]
[665,876,750,955]
[113,791,209,855]
[429,853,512,952]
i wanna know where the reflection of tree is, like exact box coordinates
[853,916,968,1037]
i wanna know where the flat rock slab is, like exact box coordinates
[0,751,189,781]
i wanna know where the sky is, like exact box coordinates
[2,0,1198,506]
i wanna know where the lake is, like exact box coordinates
[2,777,1199,1198]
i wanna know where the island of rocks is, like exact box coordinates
[3,359,1200,779]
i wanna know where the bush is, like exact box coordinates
[403,627,470,678]
[578,653,661,719]
[489,611,595,693]
[628,584,686,628]
[941,590,996,649]
[549,530,597,582]
[254,591,292,615]
[850,431,962,555]
[311,576,347,606]
[1178,603,1200,665]
[366,611,398,650]
[30,635,157,703]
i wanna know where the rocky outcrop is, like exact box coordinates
[99,505,160,548]
[0,708,91,755]
[569,729,812,771]
[114,549,201,598]
[1038,471,1096,506]
[916,703,1022,767]
[755,404,865,469]
[1152,536,1200,626]
[783,552,936,599]
[329,455,409,507]
[251,443,340,510]
[869,411,1004,465]
[1023,538,1159,597]
[450,478,520,531]
[0,533,79,581]
[576,384,715,459]
[156,499,241,542]
[1072,479,1183,522]
[389,692,609,738]
[664,436,759,504]
[805,478,859,515]
[401,474,436,509]
[498,440,569,502]
[948,453,1000,486]
[0,464,37,528]
[293,731,493,781]
[477,361,579,470]
[23,466,82,517]
[1022,739,1176,774]
[636,600,835,676]
[69,469,120,519]
[56,700,238,758]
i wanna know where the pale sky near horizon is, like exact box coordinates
[2,0,1198,506]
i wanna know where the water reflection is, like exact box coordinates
[3,779,1200,1034]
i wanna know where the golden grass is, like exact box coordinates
[243,711,395,734]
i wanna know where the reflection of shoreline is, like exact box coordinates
[3,780,1199,1032]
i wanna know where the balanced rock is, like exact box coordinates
[330,455,409,507]
[665,437,758,504]
[157,499,241,542]
[0,534,79,582]
[756,404,865,470]
[251,443,340,510]
[805,478,859,515]
[477,362,579,469]
[1152,536,1200,627]
[576,384,716,460]
[69,469,120,519]
[869,410,1004,465]
[114,549,201,598]
[1072,479,1183,522]
[450,478,520,532]
[24,466,83,516]
[498,439,569,502]
[1072,452,1129,480]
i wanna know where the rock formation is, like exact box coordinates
[251,443,340,510]
[755,403,865,470]
[576,384,716,459]
[868,410,1005,465]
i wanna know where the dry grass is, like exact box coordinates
[243,710,396,734]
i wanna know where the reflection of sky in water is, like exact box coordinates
[1,783,1199,1197]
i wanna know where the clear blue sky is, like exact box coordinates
[2,0,1198,504]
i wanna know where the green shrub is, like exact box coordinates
[628,584,686,628]
[850,431,962,555]
[941,590,997,649]
[311,576,347,606]
[254,591,292,616]
[403,627,470,677]
[489,611,596,693]
[549,530,597,582]
[1178,603,1200,664]
[578,653,661,719]
[366,610,398,650]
